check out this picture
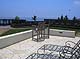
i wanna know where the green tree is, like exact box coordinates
[58,17,60,20]
[14,16,20,24]
[61,15,63,20]
[15,16,20,20]
[73,16,76,20]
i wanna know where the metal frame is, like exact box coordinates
[32,22,49,42]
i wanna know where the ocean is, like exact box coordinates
[0,17,44,21]
[26,17,44,21]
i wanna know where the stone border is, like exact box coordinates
[0,30,32,49]
[0,29,75,49]
[50,29,75,38]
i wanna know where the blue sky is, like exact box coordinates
[0,0,80,19]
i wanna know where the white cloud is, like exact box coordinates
[74,0,80,5]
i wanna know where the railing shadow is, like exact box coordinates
[26,40,80,59]
[26,53,60,59]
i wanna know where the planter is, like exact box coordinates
[50,29,75,38]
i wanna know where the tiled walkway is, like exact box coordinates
[0,36,80,59]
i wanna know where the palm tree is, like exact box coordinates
[63,15,68,26]
[73,16,77,26]
[64,15,68,20]
[32,16,37,21]
[32,16,37,25]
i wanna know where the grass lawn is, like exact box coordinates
[0,27,32,37]
[0,26,80,37]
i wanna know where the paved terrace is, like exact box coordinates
[0,36,80,59]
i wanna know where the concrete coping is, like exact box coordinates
[0,30,32,39]
[50,29,75,32]
[0,29,75,40]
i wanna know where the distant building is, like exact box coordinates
[0,19,13,25]
[0,19,26,26]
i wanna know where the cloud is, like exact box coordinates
[74,0,80,5]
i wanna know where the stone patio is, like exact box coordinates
[0,36,80,59]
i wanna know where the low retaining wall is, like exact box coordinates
[0,29,75,49]
[50,29,75,38]
[0,30,32,49]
